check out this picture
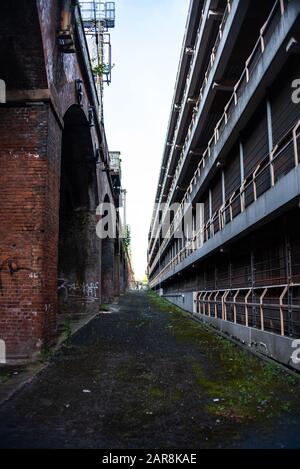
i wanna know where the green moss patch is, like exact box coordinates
[148,290,300,422]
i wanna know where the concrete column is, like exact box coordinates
[266,99,275,185]
[209,189,212,218]
[221,170,226,204]
[266,99,274,153]
[239,140,244,183]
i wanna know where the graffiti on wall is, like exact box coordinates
[58,279,99,302]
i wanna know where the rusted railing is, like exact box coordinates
[193,283,300,338]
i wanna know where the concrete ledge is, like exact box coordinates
[153,165,300,288]
[163,292,300,372]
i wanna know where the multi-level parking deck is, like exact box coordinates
[148,0,300,370]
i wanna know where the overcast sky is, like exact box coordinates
[104,0,190,280]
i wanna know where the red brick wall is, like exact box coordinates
[0,103,61,358]
[0,1,47,91]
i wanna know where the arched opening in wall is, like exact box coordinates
[119,247,125,293]
[101,194,116,303]
[114,238,120,297]
[58,105,100,315]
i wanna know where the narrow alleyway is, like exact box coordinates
[0,291,300,449]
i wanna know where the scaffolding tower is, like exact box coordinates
[79,1,115,121]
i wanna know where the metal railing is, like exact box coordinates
[193,283,300,338]
[150,119,300,285]
[149,0,287,275]
[109,151,121,174]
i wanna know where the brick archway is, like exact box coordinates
[58,105,100,315]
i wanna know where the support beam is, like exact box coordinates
[208,9,225,20]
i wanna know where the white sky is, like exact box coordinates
[104,0,190,280]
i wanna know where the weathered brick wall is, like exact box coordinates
[0,104,61,357]
[0,1,47,91]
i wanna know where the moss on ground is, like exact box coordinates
[148,290,300,422]
[0,365,26,384]
[127,318,151,328]
[0,370,9,384]
[111,355,189,430]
